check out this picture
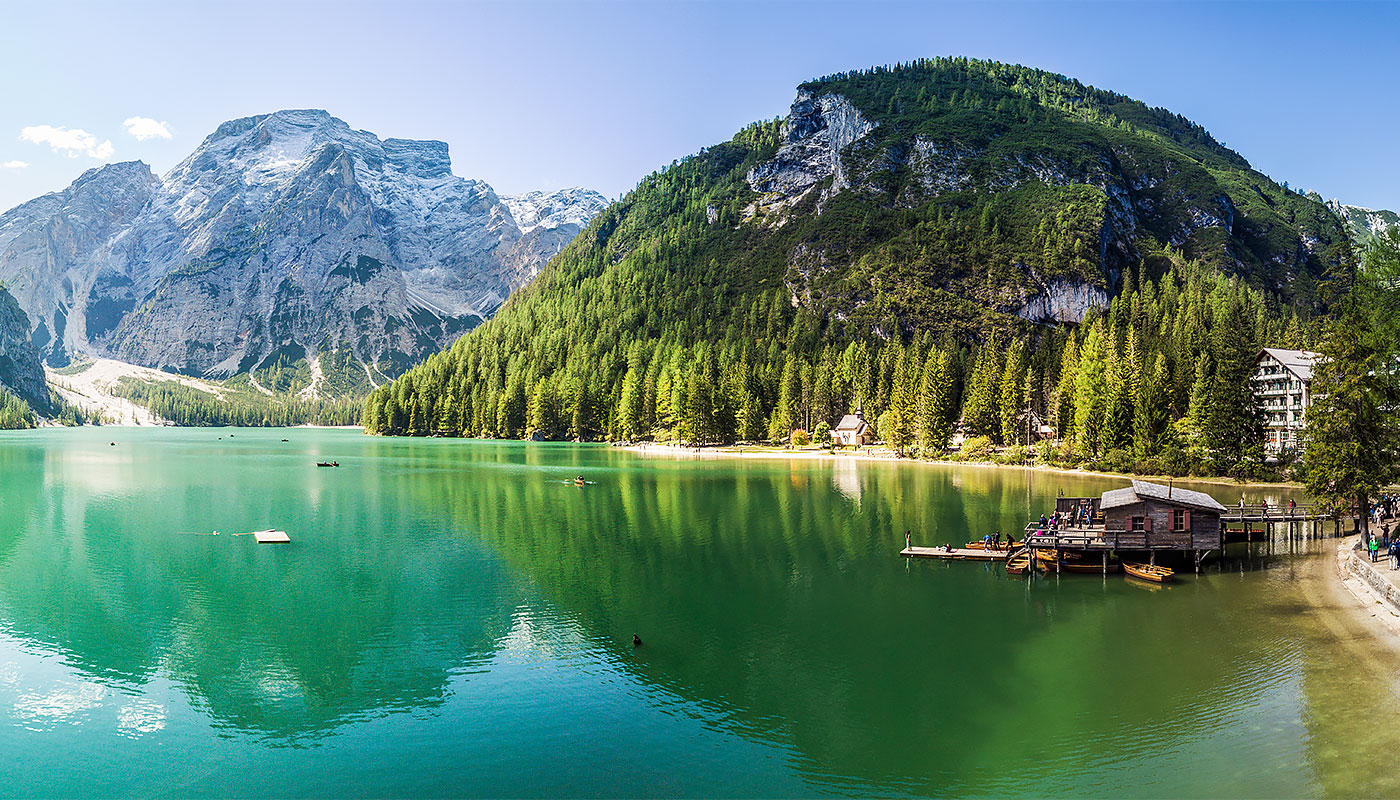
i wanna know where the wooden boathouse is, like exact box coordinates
[1027,480,1228,571]
[1099,481,1226,551]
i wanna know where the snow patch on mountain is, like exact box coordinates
[502,188,609,234]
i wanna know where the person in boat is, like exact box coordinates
[1039,514,1048,528]
[945,543,953,553]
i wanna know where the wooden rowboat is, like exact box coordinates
[1005,550,1031,575]
[965,540,1022,551]
[1124,562,1174,583]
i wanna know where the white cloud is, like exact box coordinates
[123,116,172,141]
[19,125,114,159]
[0,160,27,169]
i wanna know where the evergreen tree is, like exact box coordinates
[885,351,918,455]
[917,348,953,454]
[963,334,1002,440]
[1305,239,1400,537]
[998,341,1027,445]
[1074,324,1107,457]
[1133,352,1170,458]
[616,368,644,441]
[1053,337,1079,437]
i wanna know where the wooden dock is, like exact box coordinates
[900,546,1011,562]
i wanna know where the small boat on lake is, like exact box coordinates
[1124,562,1174,583]
[574,475,587,486]
[965,539,1022,551]
[317,461,340,468]
[1005,550,1031,575]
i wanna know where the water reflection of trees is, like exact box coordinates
[0,434,1330,791]
[422,449,1313,795]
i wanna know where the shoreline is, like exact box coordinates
[622,441,1303,490]
[1333,535,1400,641]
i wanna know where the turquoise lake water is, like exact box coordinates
[0,427,1395,797]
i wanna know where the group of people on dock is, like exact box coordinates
[979,532,1013,551]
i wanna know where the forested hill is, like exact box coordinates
[364,58,1349,476]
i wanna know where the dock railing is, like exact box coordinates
[1220,502,1333,523]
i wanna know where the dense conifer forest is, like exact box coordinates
[363,58,1357,480]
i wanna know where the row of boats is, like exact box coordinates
[968,540,1175,582]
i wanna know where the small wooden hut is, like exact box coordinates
[1099,480,1226,550]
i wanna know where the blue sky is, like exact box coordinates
[1,0,1396,212]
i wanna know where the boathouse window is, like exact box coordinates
[1172,509,1190,531]
[1130,516,1145,531]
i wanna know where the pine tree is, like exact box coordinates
[769,355,801,443]
[1305,238,1400,537]
[998,340,1027,445]
[885,352,918,455]
[963,335,1002,440]
[1133,352,1170,458]
[1074,324,1107,457]
[1053,337,1079,438]
[616,368,644,441]
[917,348,953,453]
[1101,336,1134,452]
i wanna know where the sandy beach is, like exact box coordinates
[622,441,1305,489]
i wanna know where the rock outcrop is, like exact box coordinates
[1326,199,1399,248]
[0,287,49,412]
[736,75,1342,332]
[0,110,607,381]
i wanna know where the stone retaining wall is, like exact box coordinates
[1338,539,1400,611]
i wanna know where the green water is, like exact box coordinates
[0,428,1396,798]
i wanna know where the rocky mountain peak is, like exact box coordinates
[501,188,609,234]
[0,111,607,385]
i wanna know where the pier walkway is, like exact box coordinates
[1219,502,1335,524]
[900,546,1011,562]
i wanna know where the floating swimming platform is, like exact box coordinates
[252,529,291,544]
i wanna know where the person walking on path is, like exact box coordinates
[1369,534,1379,563]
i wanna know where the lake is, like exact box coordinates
[0,428,1395,797]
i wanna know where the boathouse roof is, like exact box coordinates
[1100,480,1227,513]
[1258,348,1318,382]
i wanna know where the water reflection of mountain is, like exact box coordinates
[427,449,1313,796]
[0,432,519,740]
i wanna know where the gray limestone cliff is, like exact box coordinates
[0,110,607,381]
[0,287,49,411]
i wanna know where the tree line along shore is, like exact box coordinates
[364,232,1399,503]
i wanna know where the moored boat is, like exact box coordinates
[1123,562,1174,582]
[966,539,1022,551]
[1005,551,1031,575]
